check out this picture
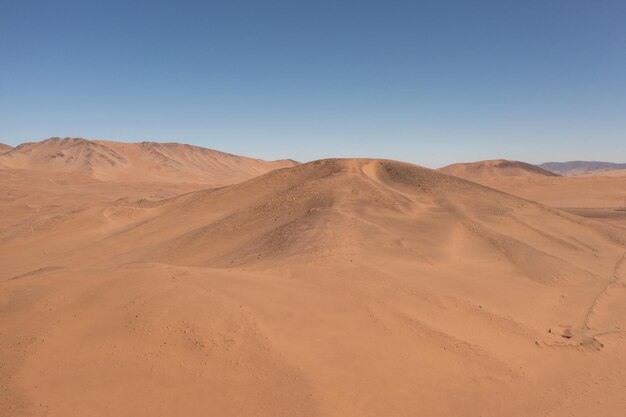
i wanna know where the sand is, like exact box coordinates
[440,159,559,180]
[0,144,12,154]
[581,168,626,178]
[0,137,296,186]
[439,160,626,234]
[2,153,626,416]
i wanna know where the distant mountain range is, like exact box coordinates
[538,161,626,176]
[0,137,297,185]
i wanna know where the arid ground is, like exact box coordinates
[2,140,625,416]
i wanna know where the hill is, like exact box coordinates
[1,158,625,417]
[0,137,297,185]
[439,159,626,230]
[439,159,558,181]
[0,143,12,154]
[539,161,626,176]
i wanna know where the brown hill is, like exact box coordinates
[439,159,558,181]
[0,137,297,185]
[439,160,626,230]
[0,143,12,154]
[1,158,625,416]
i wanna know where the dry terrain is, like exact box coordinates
[440,159,559,180]
[538,161,626,176]
[0,138,297,231]
[0,137,296,185]
[1,152,626,416]
[440,159,626,231]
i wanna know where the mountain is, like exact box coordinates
[439,159,626,220]
[439,159,558,181]
[0,137,297,185]
[539,161,626,176]
[438,159,626,227]
[0,143,12,154]
[2,158,625,417]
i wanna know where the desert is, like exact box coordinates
[439,159,626,232]
[1,140,626,416]
[3,1,625,415]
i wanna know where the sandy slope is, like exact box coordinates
[0,143,12,154]
[439,159,558,181]
[0,137,297,185]
[482,175,626,211]
[0,138,295,232]
[438,160,626,233]
[0,168,209,232]
[582,168,626,177]
[438,159,626,208]
[2,159,626,417]
[439,168,626,208]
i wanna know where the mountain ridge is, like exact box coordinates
[0,137,297,185]
[539,161,626,176]
[438,159,559,181]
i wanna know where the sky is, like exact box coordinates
[1,0,625,167]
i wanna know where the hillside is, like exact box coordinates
[0,143,12,154]
[438,159,626,231]
[539,161,626,176]
[2,158,625,417]
[581,168,626,178]
[439,159,558,181]
[0,137,297,185]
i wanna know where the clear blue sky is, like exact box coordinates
[1,0,625,166]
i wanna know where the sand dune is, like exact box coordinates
[0,143,12,154]
[0,137,297,185]
[2,158,626,416]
